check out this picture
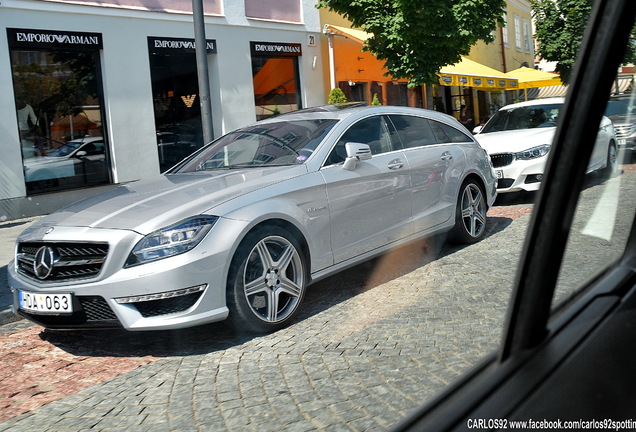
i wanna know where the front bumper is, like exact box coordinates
[8,219,247,331]
[616,137,636,152]
[492,156,547,193]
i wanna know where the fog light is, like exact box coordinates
[524,174,543,184]
[115,284,206,304]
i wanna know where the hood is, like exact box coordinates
[35,165,307,234]
[475,128,555,154]
[24,156,68,166]
[607,114,635,126]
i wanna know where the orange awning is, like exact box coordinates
[323,25,518,90]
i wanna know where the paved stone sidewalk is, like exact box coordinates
[0,205,533,432]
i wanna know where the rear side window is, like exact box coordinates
[430,120,474,143]
[388,115,437,148]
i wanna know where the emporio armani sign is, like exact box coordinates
[250,41,302,57]
[8,28,103,50]
[16,32,99,45]
[148,37,217,53]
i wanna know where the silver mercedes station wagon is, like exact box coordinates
[9,105,497,333]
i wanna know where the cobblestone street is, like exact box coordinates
[9,165,633,431]
[0,198,536,431]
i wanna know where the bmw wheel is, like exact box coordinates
[452,180,487,244]
[227,226,306,333]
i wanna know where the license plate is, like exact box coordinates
[618,139,626,146]
[19,291,73,314]
[496,170,504,179]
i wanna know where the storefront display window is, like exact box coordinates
[251,42,302,120]
[8,28,111,195]
[148,37,216,172]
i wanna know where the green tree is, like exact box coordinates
[532,0,592,84]
[533,0,636,84]
[328,88,348,104]
[371,93,381,105]
[317,0,506,87]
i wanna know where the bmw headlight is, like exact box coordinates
[516,145,550,160]
[125,216,218,267]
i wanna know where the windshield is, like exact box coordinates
[173,119,338,172]
[604,98,636,117]
[46,141,83,157]
[481,104,561,133]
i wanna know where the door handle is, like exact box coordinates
[440,151,453,161]
[388,159,404,170]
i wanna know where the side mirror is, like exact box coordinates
[343,142,372,171]
[75,151,88,157]
[472,125,483,135]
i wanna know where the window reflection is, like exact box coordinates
[252,56,300,120]
[553,78,636,307]
[10,49,110,194]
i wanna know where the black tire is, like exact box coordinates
[451,179,487,244]
[226,226,306,333]
[603,141,619,177]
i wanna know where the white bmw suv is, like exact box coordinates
[475,97,618,193]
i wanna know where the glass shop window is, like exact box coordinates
[8,29,111,195]
[251,42,302,120]
[149,51,205,172]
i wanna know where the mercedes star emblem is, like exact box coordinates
[34,246,56,280]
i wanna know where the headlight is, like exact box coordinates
[516,145,550,160]
[125,216,218,267]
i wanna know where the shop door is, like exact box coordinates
[149,52,205,172]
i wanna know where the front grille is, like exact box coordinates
[133,292,203,318]
[19,296,120,329]
[614,124,635,138]
[17,242,109,282]
[490,153,515,168]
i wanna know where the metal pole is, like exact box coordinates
[192,0,214,143]
[323,26,337,90]
[328,33,336,90]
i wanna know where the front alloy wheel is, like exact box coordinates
[228,227,306,333]
[604,142,619,177]
[453,180,487,244]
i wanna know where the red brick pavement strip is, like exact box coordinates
[0,202,539,424]
[488,206,533,219]
[0,326,158,423]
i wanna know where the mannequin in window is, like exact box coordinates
[16,98,38,156]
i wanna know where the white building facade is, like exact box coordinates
[0,0,325,220]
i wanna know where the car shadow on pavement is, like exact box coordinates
[37,216,519,359]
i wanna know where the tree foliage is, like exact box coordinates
[317,0,506,87]
[533,0,636,84]
[328,87,348,104]
[532,0,592,84]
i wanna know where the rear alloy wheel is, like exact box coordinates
[452,180,487,244]
[227,227,306,333]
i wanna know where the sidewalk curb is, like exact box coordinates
[0,307,20,326]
